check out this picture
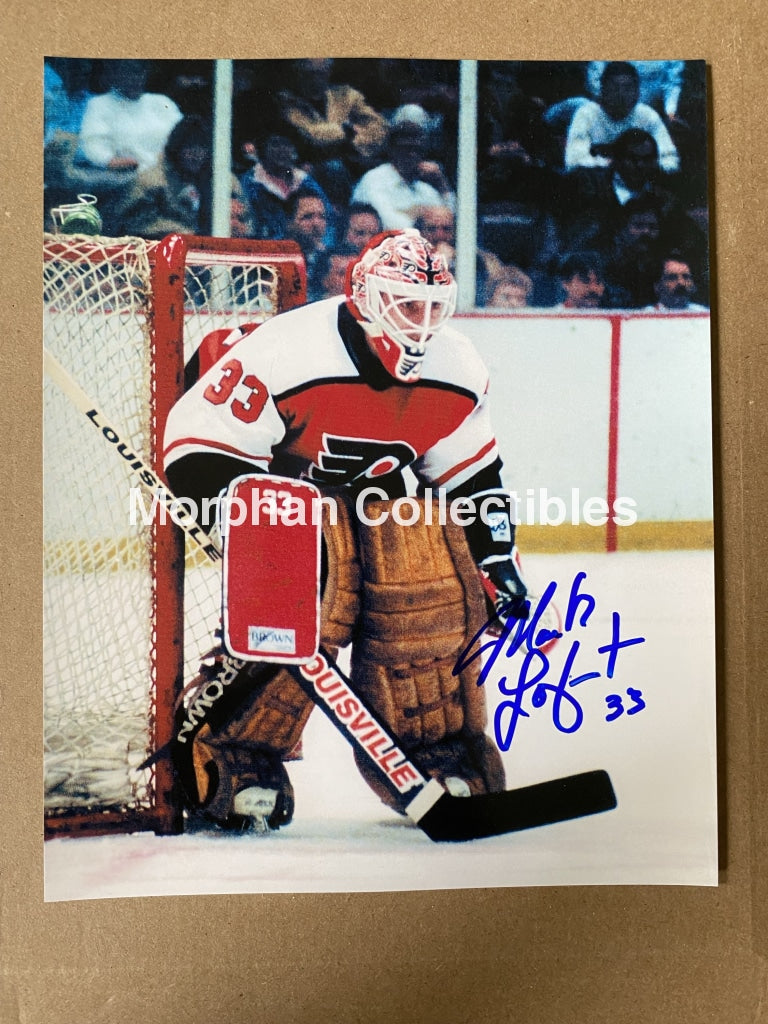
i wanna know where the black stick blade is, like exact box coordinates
[417,770,617,843]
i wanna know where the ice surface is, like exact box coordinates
[44,549,718,901]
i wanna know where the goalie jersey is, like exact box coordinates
[163,296,502,505]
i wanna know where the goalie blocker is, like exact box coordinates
[221,476,322,662]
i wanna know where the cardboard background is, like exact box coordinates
[3,4,767,1021]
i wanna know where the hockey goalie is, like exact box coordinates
[163,229,530,833]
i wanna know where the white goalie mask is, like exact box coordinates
[345,229,457,383]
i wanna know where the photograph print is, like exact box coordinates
[42,57,716,900]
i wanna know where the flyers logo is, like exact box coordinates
[308,435,417,485]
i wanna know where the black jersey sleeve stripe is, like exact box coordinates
[165,452,266,516]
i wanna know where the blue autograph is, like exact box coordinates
[453,571,646,750]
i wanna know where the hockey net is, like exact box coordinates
[43,233,306,836]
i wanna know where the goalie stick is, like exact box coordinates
[290,645,616,841]
[44,347,618,842]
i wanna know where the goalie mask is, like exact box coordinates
[345,229,457,384]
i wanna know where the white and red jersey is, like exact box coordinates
[163,297,499,494]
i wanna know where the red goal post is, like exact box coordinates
[43,234,306,838]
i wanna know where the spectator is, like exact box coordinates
[615,199,663,250]
[573,129,674,210]
[664,62,708,212]
[564,62,679,174]
[645,253,708,311]
[285,189,328,301]
[337,59,460,180]
[553,252,606,309]
[230,195,255,239]
[231,60,286,174]
[602,197,665,308]
[350,122,455,230]
[414,205,508,307]
[44,59,140,233]
[334,59,458,144]
[78,59,182,174]
[587,61,685,120]
[557,128,678,252]
[341,203,383,251]
[486,268,534,309]
[414,204,455,247]
[479,63,549,173]
[276,58,388,202]
[154,60,213,120]
[113,116,248,239]
[315,245,359,299]
[477,62,560,208]
[44,62,68,146]
[45,59,96,144]
[390,103,431,130]
[240,131,329,241]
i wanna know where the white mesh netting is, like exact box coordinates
[44,236,156,815]
[43,234,284,825]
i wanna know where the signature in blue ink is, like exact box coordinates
[454,571,646,750]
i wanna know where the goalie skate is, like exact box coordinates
[172,646,300,832]
[232,786,281,834]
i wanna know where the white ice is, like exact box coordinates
[44,549,718,901]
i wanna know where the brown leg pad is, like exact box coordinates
[220,667,314,755]
[350,499,505,805]
[319,492,361,650]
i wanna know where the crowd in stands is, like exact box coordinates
[44,57,710,311]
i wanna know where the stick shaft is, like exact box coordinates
[44,347,221,562]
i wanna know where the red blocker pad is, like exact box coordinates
[222,474,321,662]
